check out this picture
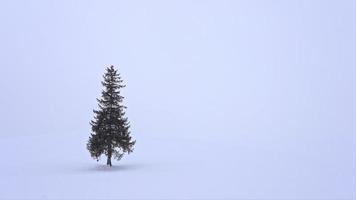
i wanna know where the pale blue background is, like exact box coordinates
[0,0,355,198]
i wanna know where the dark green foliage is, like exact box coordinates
[87,66,135,166]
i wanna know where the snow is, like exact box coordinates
[0,130,354,199]
[0,0,355,199]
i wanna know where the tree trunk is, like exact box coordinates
[107,150,112,166]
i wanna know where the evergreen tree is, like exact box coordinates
[87,65,135,166]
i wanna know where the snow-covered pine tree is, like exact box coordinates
[87,65,135,166]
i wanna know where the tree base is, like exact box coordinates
[107,157,112,167]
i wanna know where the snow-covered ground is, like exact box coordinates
[0,130,354,199]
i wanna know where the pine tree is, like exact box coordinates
[87,65,135,166]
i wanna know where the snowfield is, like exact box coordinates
[0,130,354,199]
[0,0,355,199]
